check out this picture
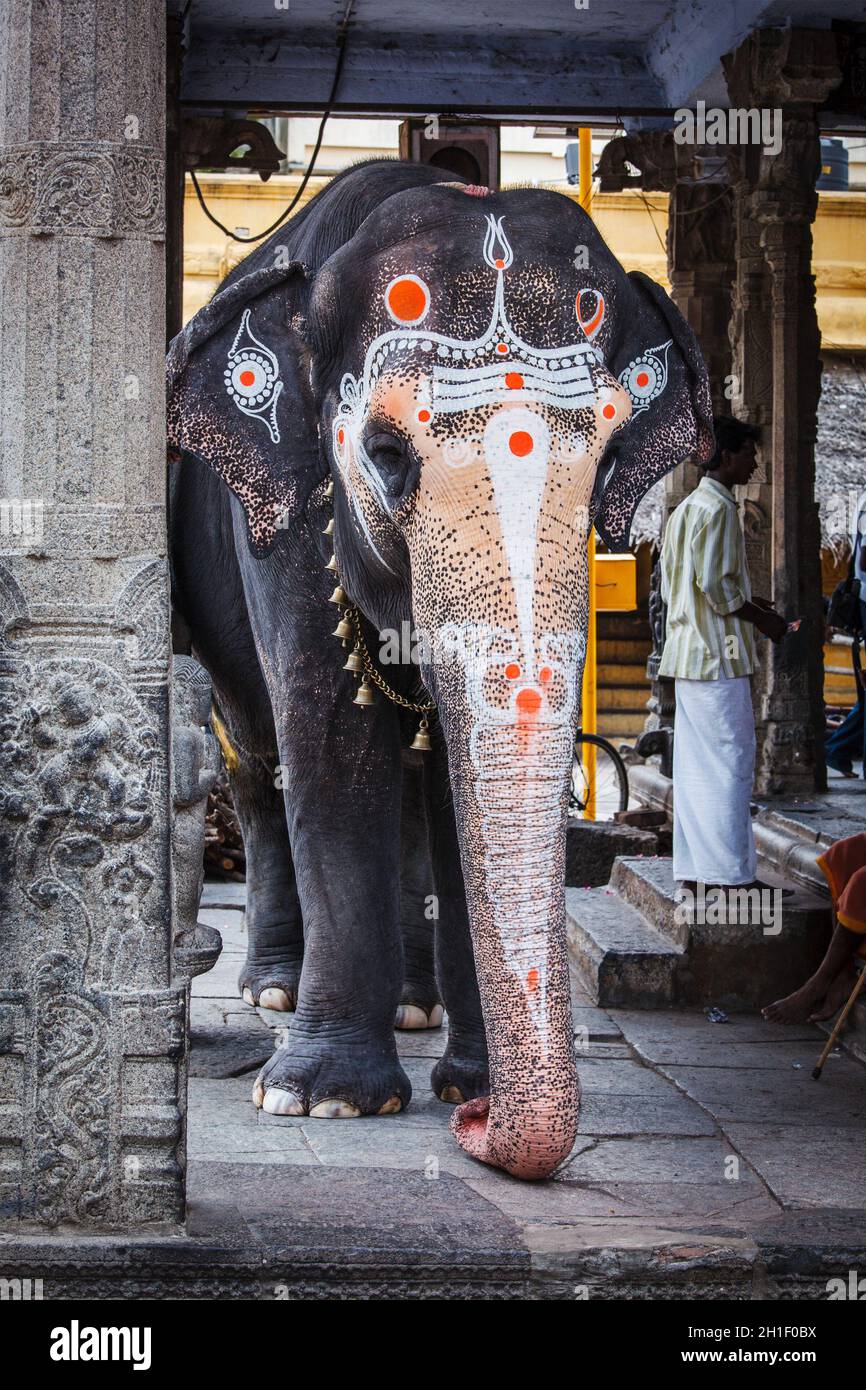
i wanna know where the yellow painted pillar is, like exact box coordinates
[578,127,597,817]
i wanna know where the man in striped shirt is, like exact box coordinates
[660,417,786,888]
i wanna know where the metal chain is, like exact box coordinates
[344,605,436,714]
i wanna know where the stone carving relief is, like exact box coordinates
[0,529,191,1222]
[171,655,222,983]
[113,557,171,675]
[0,143,164,237]
[0,656,163,990]
[32,951,111,1224]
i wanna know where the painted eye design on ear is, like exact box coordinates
[224,309,283,443]
[618,340,672,414]
[385,275,430,326]
[575,288,605,341]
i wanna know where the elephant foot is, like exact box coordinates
[252,1034,412,1118]
[238,957,302,1013]
[394,1002,444,1030]
[431,1045,489,1105]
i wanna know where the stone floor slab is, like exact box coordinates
[468,1175,774,1224]
[724,1125,866,1208]
[559,1136,742,1185]
[662,1062,866,1128]
[572,1057,682,1095]
[572,1005,623,1040]
[201,881,248,909]
[578,1092,717,1137]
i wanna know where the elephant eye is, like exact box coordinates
[363,429,416,501]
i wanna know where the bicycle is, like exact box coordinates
[569,729,630,820]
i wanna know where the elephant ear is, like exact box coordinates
[167,261,324,555]
[591,271,714,552]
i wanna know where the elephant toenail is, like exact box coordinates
[439,1084,466,1104]
[427,1005,444,1028]
[309,1099,361,1119]
[262,1087,305,1116]
[259,987,292,1012]
[242,987,256,1007]
[252,1078,265,1108]
[395,1004,430,1030]
[377,1096,402,1115]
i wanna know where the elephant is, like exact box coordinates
[167,159,713,1179]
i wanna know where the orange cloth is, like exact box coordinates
[816,831,866,955]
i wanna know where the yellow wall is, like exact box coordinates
[183,175,866,353]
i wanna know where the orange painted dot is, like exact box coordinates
[337,427,345,446]
[602,403,617,420]
[516,687,542,714]
[239,369,256,387]
[526,968,540,994]
[505,662,521,680]
[494,257,505,269]
[636,371,649,387]
[496,342,509,354]
[387,277,428,323]
[505,372,524,390]
[539,666,552,683]
[509,430,533,457]
[417,408,431,423]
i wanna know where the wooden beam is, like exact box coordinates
[180,33,666,116]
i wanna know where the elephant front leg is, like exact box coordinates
[396,757,443,1031]
[229,750,305,1013]
[254,699,411,1118]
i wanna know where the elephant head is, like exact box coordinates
[168,178,712,1178]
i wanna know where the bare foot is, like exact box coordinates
[763,979,827,1024]
[808,966,857,1022]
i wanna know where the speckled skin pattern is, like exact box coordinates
[168,163,712,1179]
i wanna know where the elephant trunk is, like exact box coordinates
[443,716,580,1179]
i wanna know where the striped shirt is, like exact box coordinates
[659,476,756,680]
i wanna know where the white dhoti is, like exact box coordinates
[672,675,757,886]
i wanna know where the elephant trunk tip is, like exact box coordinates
[449,1091,579,1182]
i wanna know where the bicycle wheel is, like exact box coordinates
[570,733,629,820]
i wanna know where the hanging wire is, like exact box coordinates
[189,0,356,244]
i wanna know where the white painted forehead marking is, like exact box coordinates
[483,407,551,675]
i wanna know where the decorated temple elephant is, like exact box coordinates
[168,160,712,1179]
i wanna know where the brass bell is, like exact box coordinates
[353,676,376,707]
[343,645,364,675]
[329,584,348,606]
[325,553,338,573]
[325,478,334,499]
[410,717,432,753]
[332,616,354,641]
[322,517,335,537]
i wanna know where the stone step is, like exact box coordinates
[610,855,691,947]
[566,885,682,1008]
[598,661,652,687]
[565,818,659,888]
[597,711,649,736]
[597,612,651,640]
[598,686,651,711]
[597,638,651,664]
[608,855,831,1009]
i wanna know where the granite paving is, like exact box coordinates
[180,882,866,1296]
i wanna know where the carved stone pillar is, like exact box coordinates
[724,29,843,794]
[664,176,735,521]
[0,3,184,1224]
[726,157,774,605]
